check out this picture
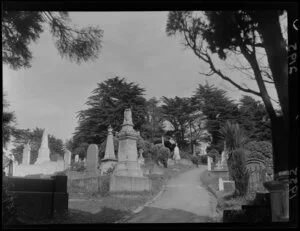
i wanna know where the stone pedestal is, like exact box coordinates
[264,173,289,222]
[110,108,151,192]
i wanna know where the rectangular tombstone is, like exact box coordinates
[64,150,72,170]
[86,144,99,172]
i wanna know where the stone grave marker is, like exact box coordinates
[64,150,71,170]
[22,143,31,165]
[86,144,99,172]
[246,158,268,193]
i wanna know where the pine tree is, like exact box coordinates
[72,77,148,153]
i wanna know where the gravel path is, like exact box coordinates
[125,165,218,223]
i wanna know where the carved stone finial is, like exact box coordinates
[123,108,133,125]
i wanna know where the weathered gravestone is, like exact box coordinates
[246,158,269,193]
[64,150,72,170]
[86,144,99,172]
[75,154,79,163]
[22,143,31,165]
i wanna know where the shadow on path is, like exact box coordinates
[124,206,213,223]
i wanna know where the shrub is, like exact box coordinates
[71,161,86,172]
[207,148,220,162]
[151,144,170,168]
[142,140,154,160]
[244,141,272,161]
[219,121,248,151]
[199,155,208,164]
[228,148,249,196]
[179,150,193,160]
[191,155,207,166]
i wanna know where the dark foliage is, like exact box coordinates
[2,11,103,70]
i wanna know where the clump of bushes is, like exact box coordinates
[228,148,249,196]
[151,144,170,168]
[142,140,154,160]
[191,155,207,166]
[179,150,193,160]
[71,161,86,172]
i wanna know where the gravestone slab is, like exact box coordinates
[246,158,268,193]
[22,143,31,165]
[64,150,71,170]
[86,144,99,172]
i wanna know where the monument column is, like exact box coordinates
[35,129,50,164]
[110,108,151,192]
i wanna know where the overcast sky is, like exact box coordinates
[3,12,279,143]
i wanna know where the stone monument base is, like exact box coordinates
[99,160,118,175]
[13,161,65,177]
[109,174,151,192]
[113,161,144,177]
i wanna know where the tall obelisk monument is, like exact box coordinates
[35,129,50,164]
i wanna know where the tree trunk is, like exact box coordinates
[254,11,289,177]
[270,116,289,176]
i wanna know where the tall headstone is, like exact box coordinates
[162,136,165,146]
[246,158,268,193]
[35,129,50,164]
[86,144,99,172]
[64,150,72,170]
[110,108,151,192]
[103,125,117,160]
[22,143,31,165]
[75,154,79,163]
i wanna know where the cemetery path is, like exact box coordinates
[125,165,218,223]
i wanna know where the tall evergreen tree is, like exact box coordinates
[160,96,194,148]
[191,83,240,150]
[3,93,17,149]
[238,95,271,141]
[2,11,103,70]
[72,77,147,152]
[141,97,165,143]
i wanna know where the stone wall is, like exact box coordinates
[66,171,109,195]
[4,175,68,220]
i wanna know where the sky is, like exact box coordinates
[3,11,280,144]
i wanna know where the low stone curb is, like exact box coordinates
[200,181,223,222]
